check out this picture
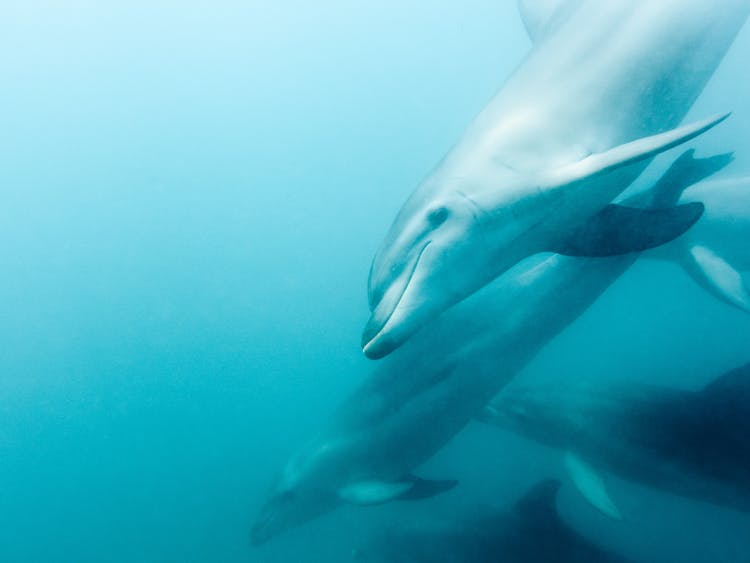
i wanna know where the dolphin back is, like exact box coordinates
[700,363,750,418]
[696,363,750,470]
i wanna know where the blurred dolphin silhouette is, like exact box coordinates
[353,480,638,563]
[481,362,750,517]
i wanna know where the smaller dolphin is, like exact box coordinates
[480,363,750,516]
[353,480,638,563]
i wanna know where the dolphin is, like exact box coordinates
[642,156,750,313]
[480,363,750,516]
[250,152,720,545]
[363,0,749,358]
[353,480,638,563]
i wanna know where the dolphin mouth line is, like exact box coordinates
[364,241,431,351]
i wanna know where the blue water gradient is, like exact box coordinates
[0,1,748,561]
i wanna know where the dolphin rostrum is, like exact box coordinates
[363,0,749,358]
[250,151,723,545]
[353,480,638,563]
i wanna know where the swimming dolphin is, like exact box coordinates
[643,157,750,313]
[363,0,749,358]
[250,152,718,545]
[353,480,638,563]
[480,363,750,516]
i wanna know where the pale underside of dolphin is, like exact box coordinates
[363,0,750,359]
[249,150,724,545]
[481,363,750,518]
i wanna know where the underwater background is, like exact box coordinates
[1,1,749,561]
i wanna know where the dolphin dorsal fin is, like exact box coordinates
[650,150,734,207]
[518,0,576,42]
[701,363,750,399]
[698,364,750,443]
[513,479,561,521]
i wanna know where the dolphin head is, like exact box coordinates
[363,170,531,359]
[361,113,732,360]
[482,381,612,449]
[250,444,341,545]
[480,384,571,447]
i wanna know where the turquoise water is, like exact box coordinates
[1,2,749,561]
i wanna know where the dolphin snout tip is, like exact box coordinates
[361,315,392,359]
[361,334,390,360]
[249,521,270,547]
[249,512,278,547]
[249,528,267,547]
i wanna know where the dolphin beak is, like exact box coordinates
[361,311,396,359]
[249,518,273,546]
[362,242,431,359]
[249,502,282,547]
[361,279,404,359]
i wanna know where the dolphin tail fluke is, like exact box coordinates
[551,202,704,257]
[564,451,623,520]
[681,245,750,313]
[650,150,735,207]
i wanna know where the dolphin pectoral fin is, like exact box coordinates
[684,245,750,313]
[548,113,730,189]
[396,475,458,501]
[338,481,414,505]
[564,451,622,520]
[701,362,750,399]
[551,202,704,257]
[338,476,458,505]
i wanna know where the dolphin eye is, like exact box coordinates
[427,206,449,227]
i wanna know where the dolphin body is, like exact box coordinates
[353,480,638,563]
[250,153,721,545]
[363,0,749,359]
[251,254,634,545]
[481,363,750,515]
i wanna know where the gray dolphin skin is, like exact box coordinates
[353,480,637,563]
[481,363,750,514]
[250,152,721,545]
[363,0,749,359]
